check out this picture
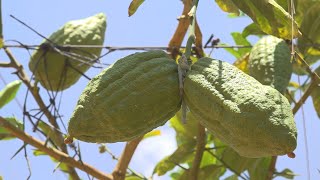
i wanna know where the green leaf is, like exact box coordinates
[33,149,70,174]
[200,151,217,168]
[297,2,320,56]
[198,165,225,180]
[153,140,196,176]
[233,53,250,74]
[311,86,320,118]
[215,0,240,15]
[0,80,22,109]
[221,147,255,174]
[219,43,241,59]
[242,23,266,38]
[311,73,320,118]
[169,111,198,145]
[275,168,297,179]
[128,0,145,17]
[295,0,316,26]
[125,176,142,180]
[0,117,23,140]
[230,0,299,39]
[224,174,238,180]
[248,157,271,180]
[37,121,64,147]
[143,129,161,139]
[231,32,251,56]
[33,149,48,156]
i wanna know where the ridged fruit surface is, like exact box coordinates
[29,13,106,91]
[68,51,181,143]
[184,57,297,158]
[249,36,292,93]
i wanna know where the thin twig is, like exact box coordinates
[3,43,253,50]
[189,123,206,180]
[206,150,247,180]
[266,156,277,180]
[0,61,12,67]
[3,47,80,179]
[112,136,143,180]
[292,77,318,114]
[0,116,113,180]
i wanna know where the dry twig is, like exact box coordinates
[0,116,113,180]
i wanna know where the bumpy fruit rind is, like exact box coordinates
[184,57,297,158]
[29,13,106,91]
[248,36,292,93]
[68,51,181,143]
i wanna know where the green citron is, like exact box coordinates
[184,57,297,158]
[248,36,292,93]
[29,13,106,91]
[68,51,181,143]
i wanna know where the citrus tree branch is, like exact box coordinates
[0,61,13,67]
[3,47,80,179]
[184,0,199,60]
[0,116,113,180]
[189,123,206,180]
[194,20,204,57]
[168,0,193,59]
[112,136,143,180]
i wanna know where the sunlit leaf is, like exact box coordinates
[233,53,250,74]
[33,149,47,156]
[153,140,196,176]
[143,129,161,139]
[0,80,22,109]
[125,176,141,180]
[274,168,297,179]
[215,0,240,15]
[297,2,320,56]
[230,0,300,39]
[0,117,23,140]
[38,121,64,147]
[242,23,266,38]
[248,157,271,180]
[231,32,251,56]
[128,0,145,17]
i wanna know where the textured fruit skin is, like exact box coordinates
[184,57,297,158]
[29,13,106,91]
[68,51,181,143]
[249,36,292,93]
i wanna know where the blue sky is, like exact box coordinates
[0,0,319,179]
